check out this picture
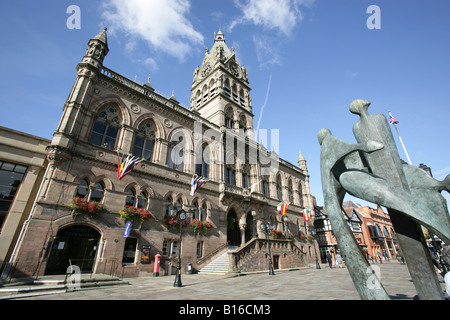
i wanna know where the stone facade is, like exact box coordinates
[10,29,316,278]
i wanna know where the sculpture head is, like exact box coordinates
[317,128,332,146]
[349,99,371,116]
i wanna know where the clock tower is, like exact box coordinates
[190,30,253,136]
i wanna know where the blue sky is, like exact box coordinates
[1,0,449,206]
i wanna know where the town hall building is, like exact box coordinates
[6,29,316,278]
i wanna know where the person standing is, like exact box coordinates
[326,253,333,268]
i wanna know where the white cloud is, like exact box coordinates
[230,0,311,36]
[252,34,282,68]
[100,0,204,62]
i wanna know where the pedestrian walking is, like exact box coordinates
[377,250,382,264]
[383,251,390,262]
[336,253,343,268]
[326,253,333,268]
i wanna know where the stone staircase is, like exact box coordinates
[198,246,239,275]
[0,275,129,300]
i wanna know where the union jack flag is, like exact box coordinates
[389,111,399,125]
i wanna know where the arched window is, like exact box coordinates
[75,179,89,198]
[89,106,120,150]
[137,191,148,209]
[298,183,304,207]
[262,178,269,196]
[239,115,247,135]
[133,120,156,161]
[168,136,184,171]
[125,189,136,207]
[196,144,210,178]
[276,175,282,201]
[226,165,236,185]
[192,199,200,220]
[224,79,231,96]
[166,196,173,216]
[225,108,234,129]
[89,182,105,202]
[200,203,207,221]
[242,164,250,189]
[288,179,293,203]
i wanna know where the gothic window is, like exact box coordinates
[89,106,120,150]
[210,79,216,96]
[168,136,184,171]
[239,89,245,106]
[224,79,231,97]
[232,84,238,102]
[137,191,148,209]
[276,174,282,201]
[242,164,250,189]
[239,115,247,135]
[195,144,210,178]
[288,179,293,203]
[200,203,207,221]
[262,178,270,196]
[202,85,209,103]
[225,108,234,129]
[89,182,105,202]
[75,179,89,198]
[192,199,199,219]
[125,189,136,207]
[298,183,304,207]
[195,90,201,107]
[225,166,236,185]
[166,196,173,216]
[133,120,156,161]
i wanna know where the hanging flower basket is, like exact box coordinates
[119,205,153,228]
[270,229,284,239]
[163,214,189,231]
[68,197,104,218]
[190,218,213,235]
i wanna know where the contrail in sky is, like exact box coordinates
[255,71,272,143]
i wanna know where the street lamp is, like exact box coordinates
[283,215,290,240]
[308,226,321,269]
[260,221,275,275]
[252,209,258,238]
[169,206,193,287]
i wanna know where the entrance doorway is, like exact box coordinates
[45,224,101,275]
[227,209,240,246]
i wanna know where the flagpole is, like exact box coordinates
[389,111,412,165]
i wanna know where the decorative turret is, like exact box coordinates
[80,27,109,70]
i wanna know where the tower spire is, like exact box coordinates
[81,28,109,69]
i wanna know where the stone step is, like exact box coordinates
[198,251,230,275]
[0,277,128,300]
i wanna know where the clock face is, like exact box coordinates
[230,63,239,77]
[201,64,211,77]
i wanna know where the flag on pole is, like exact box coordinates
[277,202,289,215]
[302,208,311,221]
[388,111,399,125]
[249,180,262,195]
[117,152,143,180]
[190,175,208,196]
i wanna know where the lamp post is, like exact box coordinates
[252,209,258,238]
[308,226,321,269]
[283,215,290,240]
[169,207,193,287]
[260,221,275,275]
